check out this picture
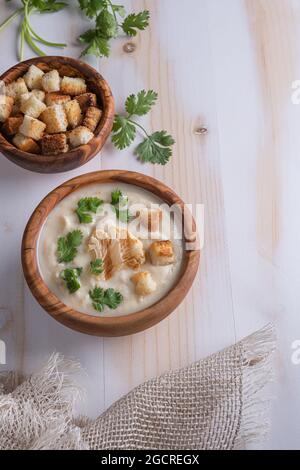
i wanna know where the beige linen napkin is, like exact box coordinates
[0,324,275,450]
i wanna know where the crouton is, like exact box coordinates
[41,133,69,155]
[20,95,46,119]
[13,133,40,153]
[42,70,60,93]
[131,271,157,296]
[61,76,86,96]
[75,92,97,111]
[11,102,21,116]
[31,89,45,102]
[64,100,82,129]
[82,106,102,132]
[0,95,14,122]
[19,115,46,140]
[138,208,163,232]
[45,92,71,106]
[2,115,23,136]
[6,78,28,98]
[23,65,44,90]
[68,126,93,147]
[148,240,175,266]
[40,104,68,134]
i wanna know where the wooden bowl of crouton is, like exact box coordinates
[0,56,114,173]
[22,170,200,337]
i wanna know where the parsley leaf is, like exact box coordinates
[96,9,117,38]
[112,116,136,150]
[136,131,175,165]
[76,197,103,223]
[78,0,106,18]
[31,0,67,13]
[57,230,83,263]
[89,286,123,312]
[111,189,130,222]
[60,267,82,294]
[122,10,150,37]
[90,259,104,275]
[125,90,158,116]
[111,91,175,165]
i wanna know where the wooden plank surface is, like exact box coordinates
[0,0,299,449]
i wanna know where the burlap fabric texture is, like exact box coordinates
[0,324,275,450]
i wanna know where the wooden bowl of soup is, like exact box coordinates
[0,56,114,173]
[21,170,200,336]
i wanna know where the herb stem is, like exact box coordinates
[26,22,66,48]
[0,7,24,33]
[127,118,150,139]
[107,0,118,24]
[19,23,25,61]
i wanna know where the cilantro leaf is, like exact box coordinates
[111,4,125,17]
[135,131,175,165]
[90,259,104,275]
[122,10,150,36]
[78,0,107,18]
[79,30,110,57]
[96,9,118,38]
[76,197,103,223]
[57,230,83,263]
[125,90,158,116]
[112,115,136,149]
[111,189,130,222]
[60,267,82,294]
[89,286,123,312]
[31,0,67,13]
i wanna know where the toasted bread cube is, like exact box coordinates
[0,95,14,122]
[61,76,86,96]
[138,208,163,232]
[23,65,44,90]
[148,240,175,266]
[131,272,157,296]
[41,133,69,155]
[19,115,46,140]
[31,89,45,102]
[41,70,60,93]
[75,92,97,111]
[82,106,102,132]
[45,92,71,106]
[64,100,82,129]
[5,78,28,99]
[2,115,23,136]
[20,95,47,119]
[13,133,40,153]
[68,126,93,147]
[40,104,68,134]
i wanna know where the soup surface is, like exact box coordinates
[38,182,184,317]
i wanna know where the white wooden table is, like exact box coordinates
[0,0,299,450]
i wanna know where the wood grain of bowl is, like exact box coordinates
[22,170,200,337]
[0,56,114,174]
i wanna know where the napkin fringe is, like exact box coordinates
[235,323,276,449]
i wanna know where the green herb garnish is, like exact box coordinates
[112,90,175,165]
[111,189,130,222]
[57,229,83,263]
[90,258,104,275]
[60,267,82,294]
[76,197,103,223]
[1,1,67,61]
[89,286,123,312]
[78,1,149,58]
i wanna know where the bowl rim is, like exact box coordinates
[21,170,200,337]
[0,56,115,163]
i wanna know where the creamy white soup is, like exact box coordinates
[38,182,184,317]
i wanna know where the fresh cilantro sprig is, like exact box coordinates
[90,259,104,275]
[89,286,123,312]
[112,90,175,165]
[1,1,67,61]
[111,189,130,222]
[76,197,103,224]
[57,229,83,263]
[60,267,82,294]
[78,0,149,57]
